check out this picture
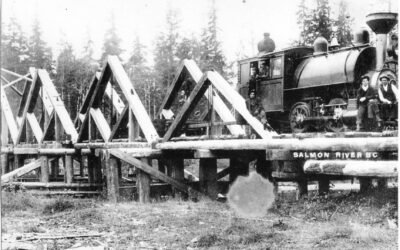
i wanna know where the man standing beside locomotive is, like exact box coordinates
[246,90,270,137]
[378,75,398,121]
[356,75,382,131]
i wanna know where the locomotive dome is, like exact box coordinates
[313,36,328,55]
[353,28,370,45]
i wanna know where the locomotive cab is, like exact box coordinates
[237,47,313,130]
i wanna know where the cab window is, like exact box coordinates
[271,57,282,78]
[258,60,270,79]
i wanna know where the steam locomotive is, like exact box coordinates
[237,12,398,133]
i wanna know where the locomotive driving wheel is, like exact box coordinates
[325,98,347,132]
[289,102,311,133]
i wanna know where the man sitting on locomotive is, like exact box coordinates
[356,75,382,131]
[378,75,398,121]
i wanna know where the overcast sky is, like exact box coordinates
[2,0,398,64]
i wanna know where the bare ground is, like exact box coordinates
[1,187,398,250]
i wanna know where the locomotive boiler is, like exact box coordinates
[237,12,398,133]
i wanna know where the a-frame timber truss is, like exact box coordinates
[75,56,197,202]
[162,69,278,142]
[77,56,159,144]
[157,59,245,137]
[15,68,78,144]
[1,67,80,187]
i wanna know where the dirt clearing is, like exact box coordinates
[1,187,397,249]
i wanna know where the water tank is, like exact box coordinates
[257,33,275,53]
[313,36,328,55]
[353,29,370,45]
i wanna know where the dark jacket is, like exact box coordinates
[380,84,396,103]
[357,86,377,108]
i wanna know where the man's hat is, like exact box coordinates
[361,75,370,81]
[379,75,390,81]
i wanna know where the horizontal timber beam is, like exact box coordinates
[304,160,398,177]
[156,137,397,152]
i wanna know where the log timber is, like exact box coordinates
[156,137,397,152]
[303,160,398,177]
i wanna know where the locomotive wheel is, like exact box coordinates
[325,98,347,133]
[289,102,311,133]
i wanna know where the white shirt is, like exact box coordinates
[378,83,399,103]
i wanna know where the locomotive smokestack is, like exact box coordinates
[366,12,398,71]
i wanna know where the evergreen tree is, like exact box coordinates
[199,0,226,75]
[1,17,30,74]
[296,0,312,45]
[334,0,353,47]
[296,0,333,45]
[176,36,201,62]
[55,41,96,118]
[153,7,180,87]
[82,29,95,63]
[100,12,123,64]
[28,17,53,70]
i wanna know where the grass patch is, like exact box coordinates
[196,233,219,247]
[320,226,352,241]
[23,223,46,233]
[1,191,40,215]
[350,222,393,243]
[43,197,75,214]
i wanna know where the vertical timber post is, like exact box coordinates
[93,156,103,183]
[1,111,9,174]
[13,155,23,171]
[170,158,185,198]
[229,158,249,184]
[199,158,218,199]
[359,177,372,192]
[79,155,85,177]
[107,156,120,202]
[255,153,272,180]
[318,177,330,195]
[137,158,151,203]
[1,154,9,175]
[87,154,96,184]
[295,161,308,197]
[50,157,59,180]
[377,178,388,189]
[40,155,49,183]
[65,155,73,184]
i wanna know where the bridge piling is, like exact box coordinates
[137,158,151,203]
[40,155,49,183]
[199,158,218,199]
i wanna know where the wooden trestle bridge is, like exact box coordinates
[0,56,397,202]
